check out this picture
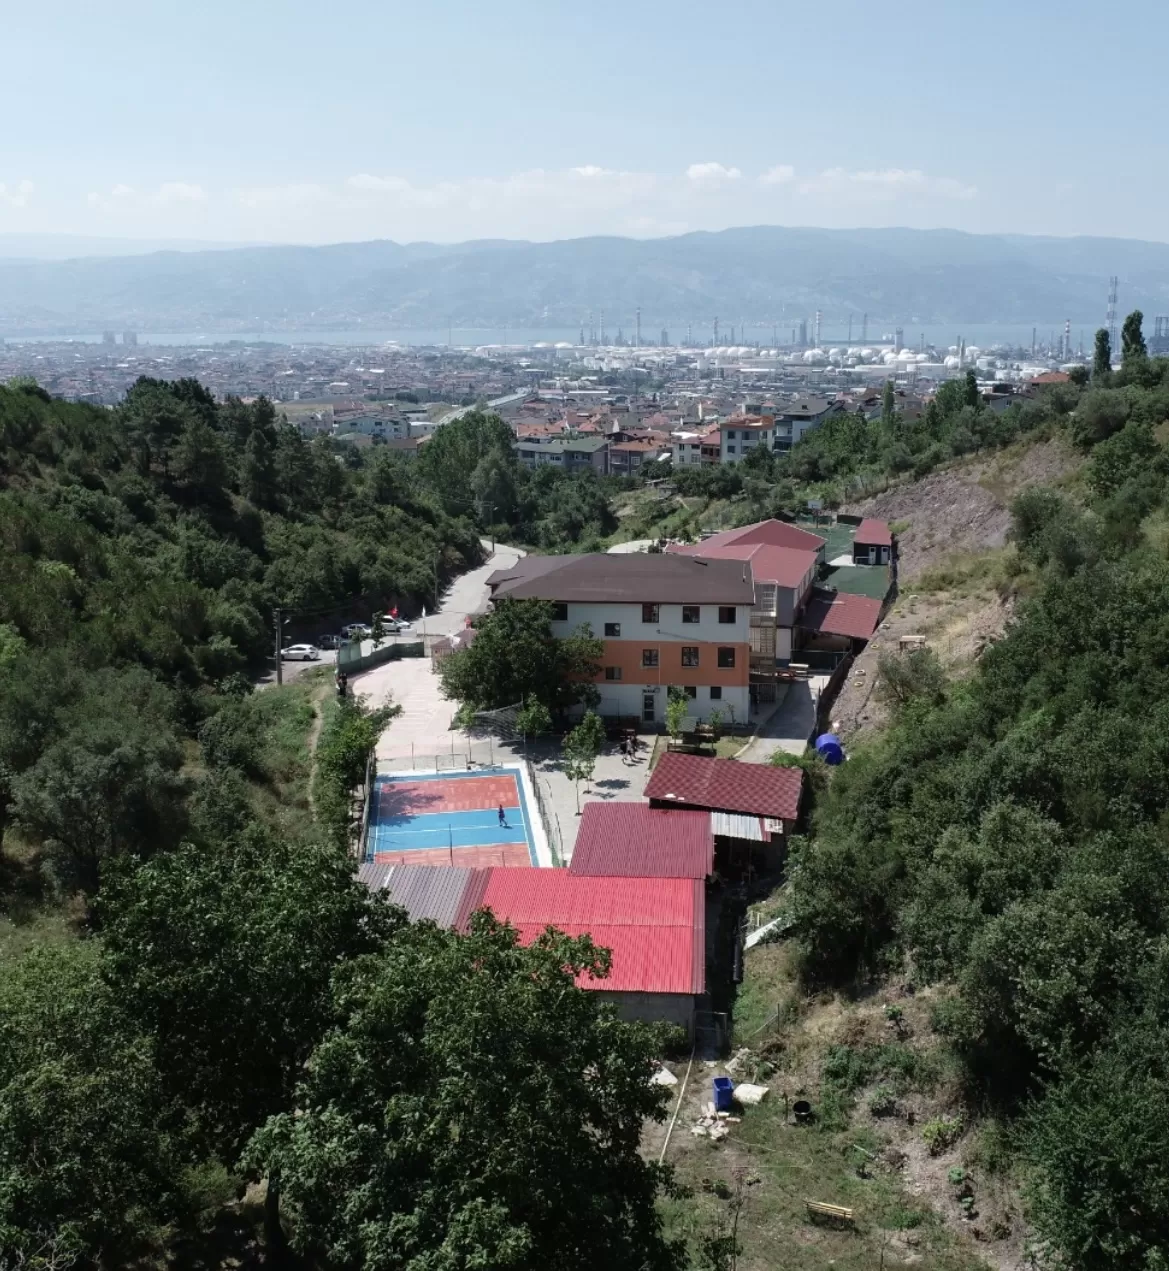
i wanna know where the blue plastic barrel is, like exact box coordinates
[713,1076,734,1112]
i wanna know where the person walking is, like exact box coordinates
[498,803,507,827]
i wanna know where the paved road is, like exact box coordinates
[735,673,833,762]
[356,542,524,763]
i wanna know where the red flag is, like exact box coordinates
[390,605,399,618]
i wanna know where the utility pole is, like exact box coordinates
[274,607,285,686]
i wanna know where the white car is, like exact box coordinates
[282,643,320,661]
[384,618,413,633]
[341,623,372,639]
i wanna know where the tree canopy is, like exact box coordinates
[246,912,686,1271]
[787,341,1169,1266]
[439,598,603,717]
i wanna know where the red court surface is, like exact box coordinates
[367,769,537,868]
[372,843,532,868]
[378,775,520,816]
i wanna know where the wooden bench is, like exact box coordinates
[805,1200,855,1226]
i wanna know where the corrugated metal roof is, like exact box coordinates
[645,753,803,822]
[357,861,394,891]
[800,590,882,641]
[476,871,704,995]
[710,810,766,841]
[855,518,893,547]
[358,864,487,929]
[569,805,712,878]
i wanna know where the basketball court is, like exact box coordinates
[366,768,544,868]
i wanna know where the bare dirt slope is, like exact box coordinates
[830,438,1080,743]
[845,437,1081,583]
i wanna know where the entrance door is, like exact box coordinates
[642,693,656,723]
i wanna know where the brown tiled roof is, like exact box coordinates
[854,518,893,547]
[645,753,803,821]
[487,553,755,605]
[800,590,882,641]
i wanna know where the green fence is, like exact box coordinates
[337,640,425,675]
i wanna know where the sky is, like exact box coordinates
[2,0,1166,247]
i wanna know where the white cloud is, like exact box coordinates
[111,183,134,198]
[686,162,741,186]
[798,167,976,200]
[0,180,34,207]
[760,164,795,186]
[238,183,334,209]
[152,182,208,205]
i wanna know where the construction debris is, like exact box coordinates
[650,1066,679,1087]
[734,1083,770,1106]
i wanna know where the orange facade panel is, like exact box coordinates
[595,640,749,687]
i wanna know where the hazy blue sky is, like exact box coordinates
[2,0,1164,245]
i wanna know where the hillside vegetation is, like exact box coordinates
[785,329,1169,1268]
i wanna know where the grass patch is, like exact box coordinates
[648,734,746,770]
[914,546,1024,596]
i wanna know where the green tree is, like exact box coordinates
[881,379,896,427]
[241,426,277,508]
[1024,1018,1169,1269]
[562,709,606,812]
[173,416,229,501]
[99,831,403,1246]
[0,944,190,1264]
[964,369,980,410]
[245,913,686,1271]
[439,599,603,717]
[516,695,553,738]
[1093,327,1113,380]
[876,647,946,711]
[313,697,399,850]
[665,688,690,742]
[415,408,518,514]
[1121,309,1147,369]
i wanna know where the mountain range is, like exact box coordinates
[2,226,1168,335]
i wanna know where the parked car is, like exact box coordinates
[341,623,372,639]
[317,633,349,649]
[282,643,320,661]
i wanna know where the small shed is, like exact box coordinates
[853,518,893,566]
[644,753,804,872]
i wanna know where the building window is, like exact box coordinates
[642,648,659,668]
[605,666,622,681]
[642,603,659,623]
[726,444,736,454]
[604,622,621,637]
[682,606,700,624]
[551,602,568,621]
[709,686,722,700]
[725,429,736,439]
[718,606,737,624]
[683,685,697,699]
[717,647,736,668]
[681,646,699,667]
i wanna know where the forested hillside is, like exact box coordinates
[0,377,480,899]
[0,379,688,1269]
[788,327,1169,1267]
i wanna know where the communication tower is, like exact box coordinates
[635,307,641,348]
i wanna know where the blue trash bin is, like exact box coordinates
[713,1076,734,1112]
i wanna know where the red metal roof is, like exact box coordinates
[854,517,893,547]
[682,541,819,590]
[569,805,712,878]
[474,870,705,995]
[800,591,883,641]
[676,519,825,554]
[645,753,803,822]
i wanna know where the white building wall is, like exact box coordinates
[591,681,750,725]
[550,602,750,645]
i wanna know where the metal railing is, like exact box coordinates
[525,757,565,868]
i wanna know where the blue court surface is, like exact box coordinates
[366,769,537,867]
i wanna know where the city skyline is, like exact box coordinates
[3,0,1167,246]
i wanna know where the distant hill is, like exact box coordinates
[3,226,1169,334]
